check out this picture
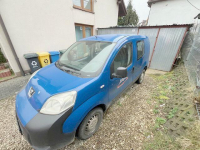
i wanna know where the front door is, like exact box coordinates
[109,42,134,101]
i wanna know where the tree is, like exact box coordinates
[118,0,139,26]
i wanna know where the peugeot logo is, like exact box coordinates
[28,87,35,98]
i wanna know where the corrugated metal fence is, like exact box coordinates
[98,26,189,71]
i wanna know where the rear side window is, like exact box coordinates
[111,42,133,74]
[137,41,145,59]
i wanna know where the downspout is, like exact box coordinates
[0,14,25,76]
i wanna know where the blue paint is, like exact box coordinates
[25,63,93,111]
[49,51,60,63]
[16,89,38,126]
[16,34,150,138]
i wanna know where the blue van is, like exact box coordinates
[16,34,150,150]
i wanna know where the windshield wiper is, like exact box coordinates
[64,65,80,71]
[56,61,81,76]
[60,66,81,76]
[58,61,80,71]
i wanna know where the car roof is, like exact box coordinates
[79,34,147,43]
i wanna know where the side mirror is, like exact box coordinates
[112,67,127,78]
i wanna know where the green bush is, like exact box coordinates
[0,48,7,64]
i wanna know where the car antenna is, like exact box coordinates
[95,35,98,40]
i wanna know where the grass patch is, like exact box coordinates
[167,107,178,119]
[143,131,180,150]
[143,65,198,149]
[176,121,200,150]
[154,117,166,129]
[159,95,169,100]
[117,101,122,106]
[153,109,159,114]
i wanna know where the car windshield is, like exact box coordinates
[58,41,116,77]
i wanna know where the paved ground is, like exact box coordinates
[0,75,30,100]
[0,74,157,150]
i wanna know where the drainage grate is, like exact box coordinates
[164,101,195,137]
[196,103,200,120]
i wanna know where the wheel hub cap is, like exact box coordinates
[85,115,98,134]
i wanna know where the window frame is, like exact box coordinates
[75,24,93,40]
[73,0,93,13]
[110,42,133,77]
[137,40,145,60]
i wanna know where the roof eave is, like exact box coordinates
[148,0,167,7]
[118,0,127,17]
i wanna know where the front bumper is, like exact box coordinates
[16,107,75,150]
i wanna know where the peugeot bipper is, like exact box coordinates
[16,34,150,150]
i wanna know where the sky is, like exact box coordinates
[124,0,150,22]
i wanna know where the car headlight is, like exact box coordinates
[40,91,77,115]
[28,69,40,82]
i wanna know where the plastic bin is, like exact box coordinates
[37,52,50,67]
[49,51,60,63]
[24,53,41,73]
[59,49,67,57]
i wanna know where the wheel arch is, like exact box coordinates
[93,104,106,112]
[62,91,108,134]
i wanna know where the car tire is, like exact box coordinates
[77,107,103,140]
[136,69,146,84]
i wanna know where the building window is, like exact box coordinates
[137,41,144,60]
[73,0,93,12]
[75,24,93,41]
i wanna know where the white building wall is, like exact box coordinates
[0,22,20,74]
[0,0,119,73]
[73,9,95,26]
[148,0,200,25]
[94,0,119,28]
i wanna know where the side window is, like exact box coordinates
[137,41,145,59]
[111,43,132,74]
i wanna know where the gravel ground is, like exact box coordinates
[0,75,30,100]
[0,75,157,150]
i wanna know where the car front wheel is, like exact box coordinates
[77,107,103,140]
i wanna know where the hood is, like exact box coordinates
[25,64,93,110]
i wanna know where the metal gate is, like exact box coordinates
[98,25,189,71]
[150,27,187,71]
[138,28,159,61]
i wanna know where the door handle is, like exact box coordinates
[132,67,135,73]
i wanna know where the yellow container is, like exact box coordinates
[37,52,50,67]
